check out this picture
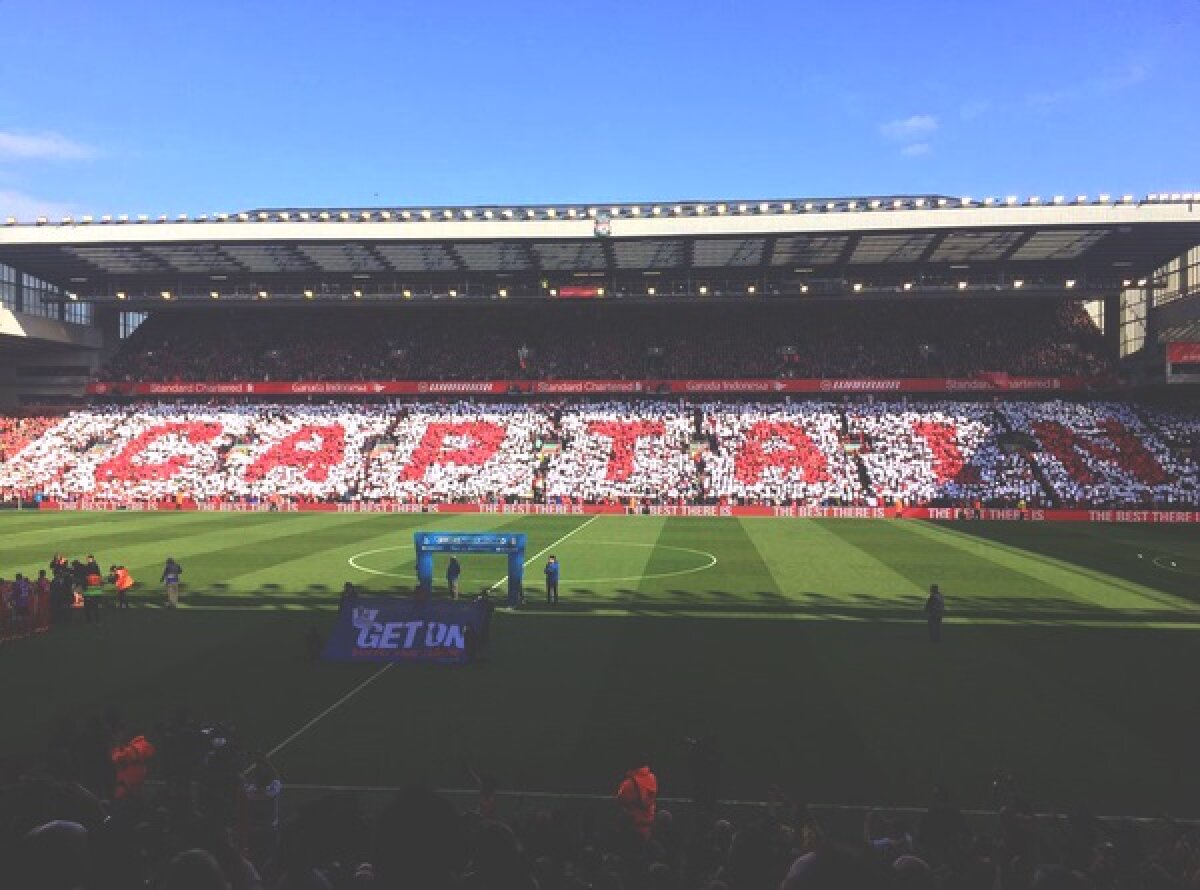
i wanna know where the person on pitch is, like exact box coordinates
[161,557,183,609]
[447,556,462,599]
[544,554,560,606]
[925,583,945,643]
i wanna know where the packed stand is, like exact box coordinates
[99,300,1115,384]
[543,404,696,504]
[1003,401,1200,508]
[2,400,1198,508]
[0,416,59,464]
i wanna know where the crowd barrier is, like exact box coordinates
[33,500,1200,523]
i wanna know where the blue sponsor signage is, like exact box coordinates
[414,531,527,606]
[323,596,488,664]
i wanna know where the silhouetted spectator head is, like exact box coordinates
[161,849,231,890]
[373,784,465,890]
[16,820,89,890]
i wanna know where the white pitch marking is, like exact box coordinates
[267,662,395,758]
[487,515,599,592]
[274,517,604,757]
[346,531,717,585]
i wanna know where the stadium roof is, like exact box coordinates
[1,193,1197,304]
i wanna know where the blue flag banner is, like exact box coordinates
[323,596,488,664]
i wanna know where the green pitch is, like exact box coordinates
[2,512,1199,816]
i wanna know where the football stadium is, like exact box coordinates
[2,189,1200,882]
[3,5,1200,887]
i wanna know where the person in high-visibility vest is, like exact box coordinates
[111,732,155,800]
[109,565,135,609]
[616,759,658,841]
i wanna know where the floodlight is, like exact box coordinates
[161,291,171,300]
[1065,279,1076,289]
[852,282,863,292]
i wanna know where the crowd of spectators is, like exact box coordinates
[1005,403,1200,509]
[6,715,1200,889]
[0,416,59,464]
[99,301,1114,384]
[1,400,1197,509]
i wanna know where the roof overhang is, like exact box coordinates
[1,196,1196,302]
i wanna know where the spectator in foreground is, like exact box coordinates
[616,756,658,843]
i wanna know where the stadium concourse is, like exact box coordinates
[0,399,1198,510]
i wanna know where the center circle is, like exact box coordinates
[346,540,717,584]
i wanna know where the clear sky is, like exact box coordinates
[0,0,1196,219]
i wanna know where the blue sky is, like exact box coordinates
[0,0,1196,218]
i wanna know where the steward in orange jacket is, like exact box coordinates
[112,734,155,799]
[110,566,135,609]
[616,763,657,839]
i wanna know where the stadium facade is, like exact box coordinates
[0,193,1198,407]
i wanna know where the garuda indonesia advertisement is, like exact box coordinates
[323,597,489,664]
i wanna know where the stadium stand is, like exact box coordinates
[97,300,1114,383]
[3,716,1199,890]
[2,400,1198,508]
